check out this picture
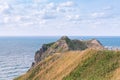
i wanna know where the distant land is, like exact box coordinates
[14,36,120,80]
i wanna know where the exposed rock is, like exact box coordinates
[34,36,104,65]
[86,39,103,49]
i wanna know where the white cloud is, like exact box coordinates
[33,0,48,3]
[45,2,56,10]
[56,2,75,13]
[22,22,34,26]
[90,6,114,19]
[0,2,11,14]
[59,1,74,7]
[3,15,21,24]
[56,7,66,13]
[91,12,106,18]
[14,15,21,22]
[103,6,113,10]
[0,0,78,29]
[0,0,119,36]
[0,0,13,4]
[3,16,9,23]
[41,13,56,19]
[91,11,114,20]
[39,20,46,24]
[66,14,81,21]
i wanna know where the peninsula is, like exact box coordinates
[15,36,120,80]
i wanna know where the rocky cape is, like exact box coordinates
[33,36,103,66]
[15,36,120,80]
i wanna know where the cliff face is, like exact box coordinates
[34,36,103,65]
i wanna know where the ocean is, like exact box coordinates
[0,36,120,80]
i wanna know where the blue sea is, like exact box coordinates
[0,36,120,80]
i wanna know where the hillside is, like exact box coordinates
[63,50,120,80]
[34,36,103,65]
[15,49,120,80]
[16,36,120,80]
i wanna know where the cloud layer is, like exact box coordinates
[0,0,120,36]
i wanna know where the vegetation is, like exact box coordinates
[42,42,55,50]
[63,50,120,80]
[71,40,87,50]
[64,37,87,50]
[14,49,120,80]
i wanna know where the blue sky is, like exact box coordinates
[0,0,120,36]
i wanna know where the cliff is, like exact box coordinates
[34,36,103,65]
[14,36,120,80]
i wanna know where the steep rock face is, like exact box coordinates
[34,36,69,64]
[34,36,103,65]
[86,39,103,49]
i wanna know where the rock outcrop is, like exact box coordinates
[34,36,103,65]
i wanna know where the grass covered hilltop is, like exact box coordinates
[14,36,120,80]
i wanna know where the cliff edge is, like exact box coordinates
[34,36,103,65]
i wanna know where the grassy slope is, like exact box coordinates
[14,50,89,80]
[63,50,120,80]
[14,49,120,80]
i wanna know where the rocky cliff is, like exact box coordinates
[34,36,103,65]
[15,36,120,80]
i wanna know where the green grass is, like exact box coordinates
[64,38,87,50]
[43,42,55,48]
[63,50,120,80]
[15,50,120,80]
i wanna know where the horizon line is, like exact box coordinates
[0,35,120,37]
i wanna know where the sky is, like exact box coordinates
[0,0,120,36]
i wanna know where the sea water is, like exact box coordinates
[0,36,120,80]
